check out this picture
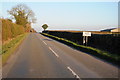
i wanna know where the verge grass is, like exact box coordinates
[2,33,27,65]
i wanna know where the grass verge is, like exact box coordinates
[1,33,28,65]
[41,33,119,66]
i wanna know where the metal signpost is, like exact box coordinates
[82,32,91,46]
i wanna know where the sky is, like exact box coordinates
[1,1,118,32]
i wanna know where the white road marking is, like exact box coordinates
[49,47,59,58]
[67,66,81,80]
[43,41,47,45]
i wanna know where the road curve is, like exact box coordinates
[3,33,119,79]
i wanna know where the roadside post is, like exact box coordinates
[82,32,91,46]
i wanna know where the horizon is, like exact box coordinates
[1,2,118,32]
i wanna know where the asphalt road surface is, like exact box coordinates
[3,33,119,79]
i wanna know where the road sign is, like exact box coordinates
[83,32,91,36]
[82,32,91,46]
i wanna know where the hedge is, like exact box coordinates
[41,33,119,66]
[2,19,25,42]
[43,31,120,56]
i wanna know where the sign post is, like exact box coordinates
[82,32,91,46]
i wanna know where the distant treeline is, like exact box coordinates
[2,19,25,42]
[43,31,120,55]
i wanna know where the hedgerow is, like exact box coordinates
[41,33,119,66]
[2,19,25,42]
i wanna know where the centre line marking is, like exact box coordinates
[67,66,81,80]
[49,47,59,58]
[43,41,47,45]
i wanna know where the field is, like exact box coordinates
[46,30,119,34]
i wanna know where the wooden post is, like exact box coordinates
[86,36,88,46]
[83,36,86,45]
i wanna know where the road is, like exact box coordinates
[3,33,119,79]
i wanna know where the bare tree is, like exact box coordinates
[8,4,36,26]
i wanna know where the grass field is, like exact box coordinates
[46,30,120,34]
[2,33,27,65]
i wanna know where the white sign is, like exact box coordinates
[83,32,91,36]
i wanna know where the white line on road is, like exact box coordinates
[43,41,47,45]
[67,66,81,80]
[49,47,59,58]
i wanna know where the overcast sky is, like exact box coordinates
[1,1,118,32]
